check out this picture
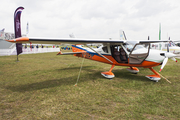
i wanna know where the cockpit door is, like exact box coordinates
[129,43,150,64]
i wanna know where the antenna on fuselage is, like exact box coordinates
[69,33,75,38]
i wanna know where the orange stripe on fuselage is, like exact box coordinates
[91,54,160,68]
[72,46,161,68]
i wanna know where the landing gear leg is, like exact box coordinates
[146,67,161,82]
[101,65,115,79]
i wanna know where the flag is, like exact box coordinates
[26,22,29,35]
[159,23,161,50]
[159,23,161,40]
[14,7,24,55]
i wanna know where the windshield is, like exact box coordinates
[124,43,146,52]
[131,43,150,54]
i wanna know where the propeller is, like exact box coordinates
[171,57,177,62]
[159,40,177,72]
[168,37,177,62]
[159,57,168,72]
[167,44,169,52]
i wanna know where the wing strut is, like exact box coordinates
[86,45,114,64]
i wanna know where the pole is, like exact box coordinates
[17,55,19,62]
[159,23,161,50]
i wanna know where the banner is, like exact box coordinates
[14,7,24,55]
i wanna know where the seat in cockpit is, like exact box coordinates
[120,48,128,62]
[113,49,121,62]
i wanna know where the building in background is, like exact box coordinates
[0,31,60,56]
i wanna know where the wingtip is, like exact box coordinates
[6,39,16,42]
[6,37,29,43]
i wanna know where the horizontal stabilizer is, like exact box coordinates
[57,51,85,55]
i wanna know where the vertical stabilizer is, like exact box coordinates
[119,30,127,40]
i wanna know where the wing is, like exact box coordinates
[6,37,125,45]
[126,40,180,45]
[138,40,180,43]
[6,37,180,45]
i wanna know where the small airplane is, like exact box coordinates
[7,7,179,82]
[149,23,180,53]
[0,28,5,37]
[161,38,180,54]
[151,37,180,54]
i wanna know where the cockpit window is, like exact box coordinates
[131,43,150,54]
[102,46,108,53]
[124,44,133,52]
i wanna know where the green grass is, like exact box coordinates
[0,53,180,119]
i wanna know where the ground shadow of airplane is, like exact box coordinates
[5,66,151,92]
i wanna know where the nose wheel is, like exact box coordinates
[146,68,161,82]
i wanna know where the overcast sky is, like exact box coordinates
[1,0,180,40]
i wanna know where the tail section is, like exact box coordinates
[14,7,24,55]
[119,30,127,40]
[71,45,85,53]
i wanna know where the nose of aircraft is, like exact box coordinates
[164,52,177,62]
[165,52,176,58]
[160,52,176,58]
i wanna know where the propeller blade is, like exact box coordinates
[167,45,169,52]
[159,57,168,72]
[171,57,177,62]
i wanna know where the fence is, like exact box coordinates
[0,47,60,56]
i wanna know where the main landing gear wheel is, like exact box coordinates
[126,67,139,74]
[101,72,115,79]
[101,65,115,79]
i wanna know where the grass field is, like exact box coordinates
[0,52,180,119]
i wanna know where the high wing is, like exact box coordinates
[7,37,125,45]
[6,37,180,45]
[138,40,180,43]
[126,40,180,45]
